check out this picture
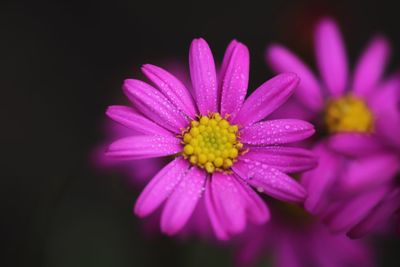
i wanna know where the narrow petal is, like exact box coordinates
[189,38,218,114]
[161,166,206,235]
[266,44,323,111]
[204,178,229,240]
[327,133,384,157]
[349,188,400,238]
[106,135,181,160]
[240,119,315,146]
[106,105,173,136]
[233,73,299,126]
[220,41,249,118]
[326,186,388,234]
[141,64,197,118]
[134,158,189,217]
[242,146,317,173]
[123,79,188,133]
[368,75,400,149]
[315,18,348,96]
[302,143,341,214]
[209,173,247,235]
[233,160,307,202]
[233,176,270,224]
[268,98,316,121]
[219,40,238,81]
[352,36,391,97]
[339,153,400,193]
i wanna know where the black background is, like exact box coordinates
[1,0,400,266]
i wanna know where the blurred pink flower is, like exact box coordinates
[265,17,400,237]
[235,206,374,267]
[106,38,316,239]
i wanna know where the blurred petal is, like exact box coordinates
[106,135,181,159]
[315,18,348,96]
[368,75,400,149]
[106,105,173,136]
[220,40,249,118]
[189,38,218,114]
[240,119,315,146]
[142,64,197,118]
[340,153,399,192]
[233,73,299,126]
[328,133,384,157]
[134,158,189,217]
[161,166,206,235]
[349,188,400,238]
[243,146,317,173]
[326,186,388,234]
[352,36,391,97]
[123,79,187,133]
[233,159,307,202]
[302,143,341,214]
[266,44,323,111]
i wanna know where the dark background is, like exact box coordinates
[1,0,400,266]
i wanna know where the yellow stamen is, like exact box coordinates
[182,112,242,173]
[324,94,374,133]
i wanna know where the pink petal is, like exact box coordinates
[141,64,197,118]
[233,73,299,126]
[268,98,316,121]
[349,188,400,238]
[327,133,384,157]
[220,40,249,118]
[242,146,317,173]
[219,40,238,81]
[106,105,173,136]
[189,38,218,114]
[161,166,206,235]
[339,153,400,193]
[235,177,270,224]
[266,44,323,111]
[204,178,229,240]
[208,173,247,235]
[368,75,400,149]
[302,142,341,214]
[233,159,307,202]
[240,119,315,146]
[134,157,189,217]
[123,79,188,133]
[106,135,181,159]
[352,36,391,97]
[326,186,388,234]
[315,18,348,96]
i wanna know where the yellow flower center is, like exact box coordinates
[324,95,374,133]
[182,113,242,173]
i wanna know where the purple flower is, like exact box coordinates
[106,38,316,239]
[265,17,400,236]
[235,209,374,267]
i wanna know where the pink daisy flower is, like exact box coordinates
[106,38,316,239]
[265,17,400,236]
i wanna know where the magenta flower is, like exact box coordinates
[106,38,316,239]
[236,212,374,267]
[265,17,400,236]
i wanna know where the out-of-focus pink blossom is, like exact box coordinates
[265,17,400,237]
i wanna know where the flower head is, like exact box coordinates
[265,17,400,237]
[106,38,316,239]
